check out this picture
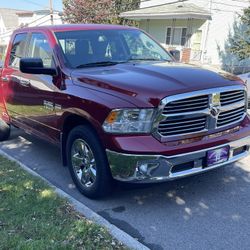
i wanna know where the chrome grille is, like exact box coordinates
[163,95,208,115]
[155,86,247,139]
[217,106,245,127]
[220,90,245,106]
[158,116,207,136]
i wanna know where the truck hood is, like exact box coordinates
[71,62,244,107]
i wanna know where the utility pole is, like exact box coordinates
[49,0,54,25]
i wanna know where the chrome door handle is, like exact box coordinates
[1,76,8,82]
[20,79,30,87]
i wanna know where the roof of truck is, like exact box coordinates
[15,24,137,33]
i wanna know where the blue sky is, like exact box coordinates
[0,0,63,11]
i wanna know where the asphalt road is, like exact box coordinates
[1,128,250,250]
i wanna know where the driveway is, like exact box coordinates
[1,128,250,250]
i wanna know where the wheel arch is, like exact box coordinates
[60,111,104,166]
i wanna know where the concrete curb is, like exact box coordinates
[0,149,149,250]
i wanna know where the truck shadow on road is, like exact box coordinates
[1,129,250,249]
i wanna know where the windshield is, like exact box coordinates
[55,29,172,68]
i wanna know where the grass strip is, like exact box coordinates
[0,156,127,250]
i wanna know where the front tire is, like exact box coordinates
[66,125,112,199]
[0,119,10,141]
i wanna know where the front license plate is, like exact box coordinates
[207,146,229,167]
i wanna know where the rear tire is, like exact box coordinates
[66,125,112,199]
[0,119,10,141]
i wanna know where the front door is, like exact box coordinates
[4,32,60,143]
[20,32,61,143]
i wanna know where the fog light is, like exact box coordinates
[137,162,160,176]
[138,164,148,174]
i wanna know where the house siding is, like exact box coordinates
[140,19,205,49]
[138,0,249,68]
[0,9,63,59]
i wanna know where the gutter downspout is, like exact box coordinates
[171,18,176,46]
[201,0,213,64]
[146,19,150,33]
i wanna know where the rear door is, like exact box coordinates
[1,32,29,120]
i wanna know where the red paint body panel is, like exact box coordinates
[103,117,250,155]
[17,24,138,33]
[71,63,243,107]
[0,24,249,159]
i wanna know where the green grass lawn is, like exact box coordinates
[0,156,126,250]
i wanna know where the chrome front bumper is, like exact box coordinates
[106,136,250,183]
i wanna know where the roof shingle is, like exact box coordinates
[120,2,211,20]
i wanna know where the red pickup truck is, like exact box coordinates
[0,24,250,198]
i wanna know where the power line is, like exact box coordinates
[140,0,248,8]
[137,0,248,15]
[194,0,248,8]
[232,0,250,3]
[22,0,49,9]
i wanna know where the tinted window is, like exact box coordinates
[55,29,172,69]
[27,33,54,68]
[9,33,28,68]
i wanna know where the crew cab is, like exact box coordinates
[0,24,250,198]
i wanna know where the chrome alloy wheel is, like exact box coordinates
[71,139,97,188]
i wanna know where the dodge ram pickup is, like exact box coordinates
[1,24,250,198]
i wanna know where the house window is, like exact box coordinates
[166,28,171,45]
[166,27,187,46]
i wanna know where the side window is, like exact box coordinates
[9,33,28,68]
[27,33,54,68]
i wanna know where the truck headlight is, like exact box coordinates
[103,108,155,134]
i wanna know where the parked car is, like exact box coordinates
[0,24,250,198]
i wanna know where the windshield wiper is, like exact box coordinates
[75,58,172,68]
[76,61,122,69]
[127,58,172,62]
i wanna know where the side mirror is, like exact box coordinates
[20,58,57,76]
[169,50,180,62]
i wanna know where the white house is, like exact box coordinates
[17,9,63,27]
[0,8,20,58]
[0,8,63,59]
[121,0,250,72]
